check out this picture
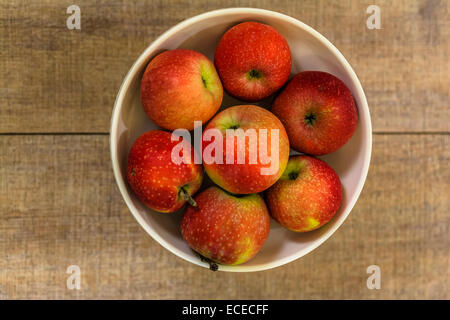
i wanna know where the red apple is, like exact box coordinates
[202,105,290,194]
[272,71,358,155]
[181,186,270,265]
[265,155,342,232]
[126,130,203,213]
[140,49,223,131]
[214,21,291,101]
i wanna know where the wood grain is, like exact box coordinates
[0,0,448,133]
[0,134,448,299]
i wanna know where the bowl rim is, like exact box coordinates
[110,7,372,272]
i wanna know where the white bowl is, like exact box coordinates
[110,8,372,272]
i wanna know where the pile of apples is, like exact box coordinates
[127,22,357,267]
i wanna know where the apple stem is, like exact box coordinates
[195,251,219,271]
[180,188,197,207]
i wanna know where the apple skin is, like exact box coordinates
[126,130,203,213]
[181,186,270,265]
[140,49,223,131]
[214,21,291,101]
[202,105,290,194]
[272,71,358,155]
[265,155,342,232]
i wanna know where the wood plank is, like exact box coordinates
[0,134,448,299]
[0,0,448,133]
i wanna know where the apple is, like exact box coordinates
[181,186,270,265]
[202,105,290,194]
[214,21,291,101]
[265,155,342,232]
[126,130,203,213]
[140,49,223,131]
[272,71,358,155]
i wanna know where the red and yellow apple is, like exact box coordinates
[214,21,291,101]
[272,71,358,155]
[181,186,270,265]
[140,49,223,131]
[265,155,342,232]
[126,130,203,213]
[202,105,290,194]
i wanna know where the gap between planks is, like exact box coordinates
[0,132,449,136]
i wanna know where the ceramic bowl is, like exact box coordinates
[110,8,372,272]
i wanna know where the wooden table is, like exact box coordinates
[0,0,448,299]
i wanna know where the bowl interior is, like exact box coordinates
[111,9,371,272]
